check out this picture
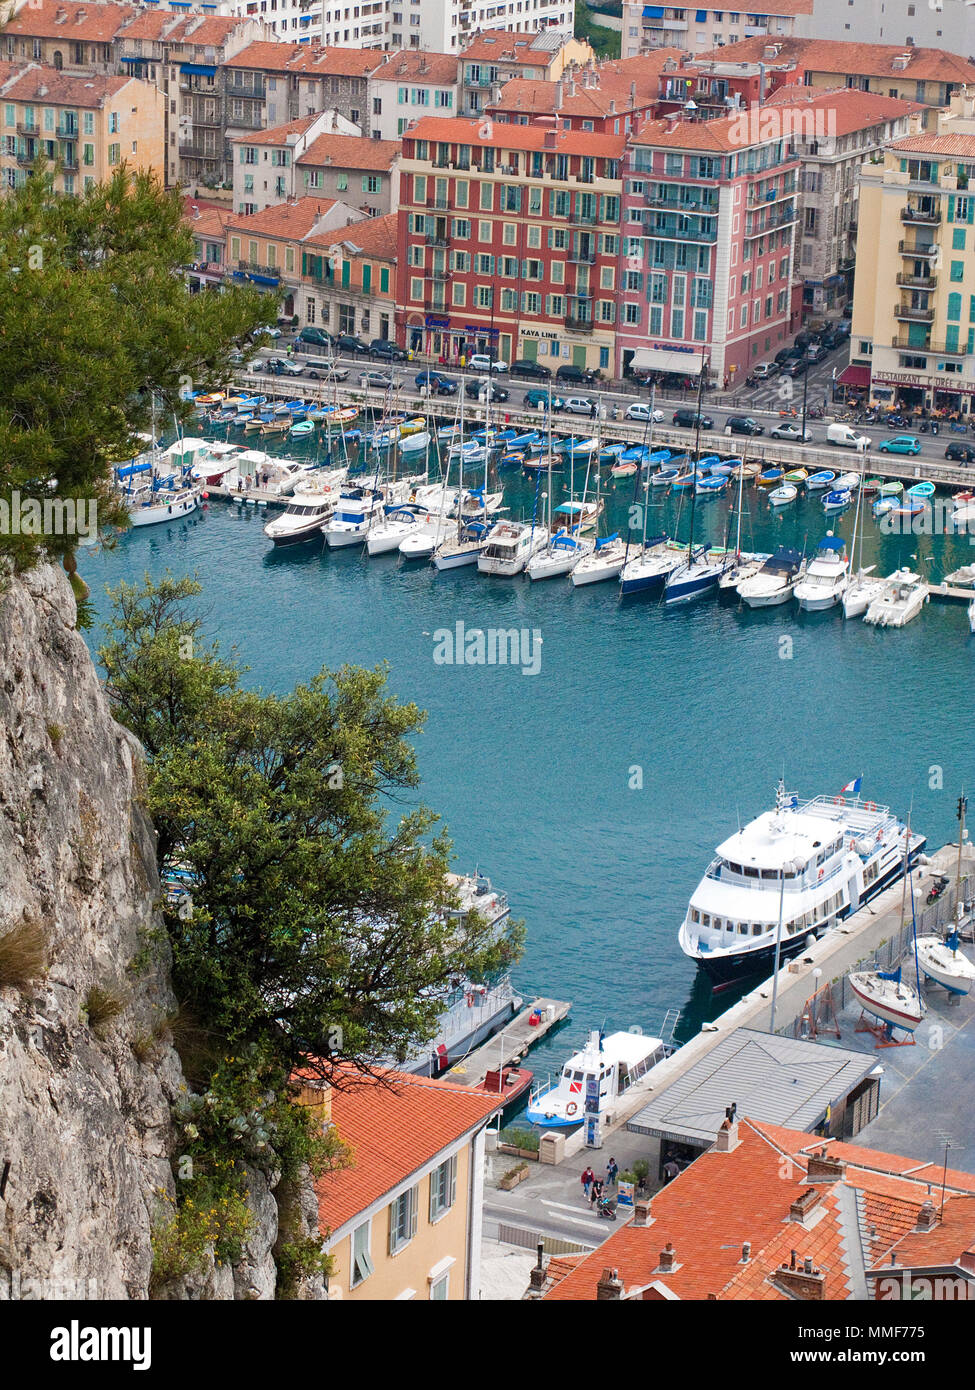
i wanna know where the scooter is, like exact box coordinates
[926,875,950,905]
[596,1195,617,1220]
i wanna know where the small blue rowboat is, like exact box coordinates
[806,470,836,492]
[290,420,315,437]
[822,488,853,513]
[599,443,626,464]
[696,475,727,497]
[652,466,681,487]
[907,481,935,498]
[758,467,783,487]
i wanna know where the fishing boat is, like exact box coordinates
[263,490,336,546]
[522,451,563,474]
[729,461,761,481]
[679,779,926,987]
[862,477,884,494]
[794,534,849,610]
[561,436,599,458]
[500,451,524,469]
[652,466,681,487]
[477,1065,534,1106]
[915,930,975,995]
[610,458,638,478]
[871,496,898,519]
[399,429,431,456]
[907,482,935,499]
[525,1029,670,1128]
[570,532,628,586]
[783,468,808,485]
[696,474,727,498]
[806,470,836,492]
[321,487,387,548]
[599,441,626,466]
[289,420,315,438]
[847,968,924,1033]
[768,483,798,508]
[757,467,783,488]
[863,569,928,627]
[737,547,805,607]
[833,472,861,492]
[878,480,903,497]
[477,519,549,576]
[399,416,426,438]
[822,488,853,514]
[333,406,359,425]
[260,417,293,437]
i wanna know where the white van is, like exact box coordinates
[827,423,872,449]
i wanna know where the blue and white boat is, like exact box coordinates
[664,544,734,603]
[526,1029,671,1128]
[915,931,975,996]
[806,470,836,492]
[651,466,681,487]
[618,536,681,595]
[695,474,726,497]
[526,527,593,580]
[822,488,853,514]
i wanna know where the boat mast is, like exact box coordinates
[956,792,968,924]
[686,354,708,562]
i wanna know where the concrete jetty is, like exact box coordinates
[445,997,571,1090]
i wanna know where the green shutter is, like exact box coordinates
[341,260,350,288]
[945,325,959,353]
[362,264,371,291]
[380,266,389,293]
[948,194,955,223]
[947,292,962,321]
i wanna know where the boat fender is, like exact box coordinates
[849,839,856,851]
[566,1102,578,1117]
[834,795,846,806]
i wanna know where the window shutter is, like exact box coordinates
[388,1203,396,1255]
[449,1156,456,1208]
[409,1186,418,1239]
[429,1173,437,1224]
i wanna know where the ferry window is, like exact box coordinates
[727,862,741,874]
[744,866,759,877]
[737,923,747,934]
[691,909,700,923]
[702,913,710,926]
[760,869,778,880]
[751,925,762,936]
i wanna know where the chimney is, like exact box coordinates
[789,1188,823,1225]
[775,1249,826,1301]
[915,1200,938,1233]
[55,5,68,22]
[657,1242,677,1274]
[609,98,616,115]
[295,1078,331,1130]
[596,1267,624,1301]
[806,1147,846,1182]
[525,1241,547,1297]
[741,1241,752,1263]
[630,80,636,102]
[713,1105,740,1152]
[75,7,88,24]
[554,83,562,112]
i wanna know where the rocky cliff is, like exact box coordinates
[0,564,322,1300]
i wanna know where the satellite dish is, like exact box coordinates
[684,100,697,110]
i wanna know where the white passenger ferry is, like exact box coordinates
[678,781,926,988]
[525,1029,670,1128]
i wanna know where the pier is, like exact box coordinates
[445,996,571,1090]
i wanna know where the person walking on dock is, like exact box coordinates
[580,1166,595,1200]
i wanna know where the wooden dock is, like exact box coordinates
[444,997,571,1090]
[927,581,975,604]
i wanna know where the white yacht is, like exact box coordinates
[477,520,549,576]
[321,487,387,548]
[526,528,593,580]
[128,484,201,528]
[737,547,805,607]
[263,490,337,546]
[570,533,628,587]
[863,569,929,627]
[678,780,925,989]
[843,567,884,620]
[793,535,849,611]
[432,519,493,569]
[366,504,438,556]
[526,1029,670,1128]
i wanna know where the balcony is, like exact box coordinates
[226,81,266,100]
[569,248,597,264]
[425,234,449,247]
[896,272,937,289]
[744,206,797,237]
[16,122,38,136]
[16,152,37,168]
[898,239,938,258]
[424,269,451,281]
[901,205,941,225]
[431,197,451,210]
[565,316,594,332]
[890,336,968,356]
[569,210,599,225]
[747,182,797,207]
[894,304,935,323]
[644,223,717,243]
[643,191,717,213]
[56,125,78,140]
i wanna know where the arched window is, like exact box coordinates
[52,51,62,70]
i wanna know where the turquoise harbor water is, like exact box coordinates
[81,430,975,1085]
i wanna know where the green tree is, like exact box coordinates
[0,167,271,569]
[101,575,524,1079]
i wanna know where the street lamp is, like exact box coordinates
[801,360,809,442]
[769,857,800,1035]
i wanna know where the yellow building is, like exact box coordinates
[850,88,975,416]
[0,63,164,195]
[314,1069,501,1302]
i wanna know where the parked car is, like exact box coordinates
[465,379,509,402]
[335,334,370,356]
[249,324,282,342]
[563,395,598,416]
[672,408,714,430]
[510,359,552,380]
[524,388,564,410]
[946,443,975,463]
[263,357,305,377]
[806,343,829,364]
[746,362,780,384]
[467,353,508,373]
[775,347,803,366]
[303,358,348,382]
[624,402,665,423]
[879,434,922,455]
[415,370,457,395]
[827,424,872,448]
[780,357,808,378]
[819,328,844,351]
[361,370,395,389]
[794,330,818,351]
[727,415,765,436]
[297,326,333,352]
[770,422,814,442]
[556,363,599,386]
[368,338,408,362]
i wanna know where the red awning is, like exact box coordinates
[837,365,871,387]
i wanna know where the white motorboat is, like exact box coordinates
[293,466,348,497]
[526,528,593,580]
[399,430,431,456]
[263,490,336,545]
[847,967,924,1033]
[843,568,885,620]
[476,520,549,576]
[679,779,925,987]
[570,533,628,586]
[915,931,975,996]
[863,569,928,627]
[717,552,771,592]
[366,504,439,556]
[322,487,387,548]
[525,1029,670,1128]
[793,534,849,611]
[737,547,805,607]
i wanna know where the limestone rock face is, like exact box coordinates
[0,565,323,1301]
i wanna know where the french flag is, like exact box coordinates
[839,776,863,797]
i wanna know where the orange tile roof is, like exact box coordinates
[306,209,397,260]
[119,11,255,46]
[494,52,683,119]
[223,40,303,73]
[875,1195,975,1271]
[231,114,322,147]
[224,197,343,241]
[1,67,132,106]
[698,37,975,85]
[459,28,572,66]
[4,0,135,44]
[372,50,458,85]
[296,132,400,171]
[633,112,772,152]
[764,85,927,136]
[314,1068,501,1235]
[183,197,233,243]
[889,132,975,158]
[406,115,625,158]
[225,41,387,79]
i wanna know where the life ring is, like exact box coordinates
[465,991,474,1007]
[818,868,824,880]
[566,1102,578,1116]
[834,795,846,806]
[849,839,856,851]
[865,801,877,812]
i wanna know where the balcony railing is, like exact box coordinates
[744,206,796,237]
[570,210,599,225]
[643,192,717,213]
[747,182,796,206]
[896,272,937,289]
[424,269,451,281]
[16,122,38,136]
[569,248,597,264]
[565,316,594,332]
[901,205,941,225]
[425,234,449,247]
[898,239,938,258]
[894,304,935,323]
[891,336,968,356]
[644,224,717,243]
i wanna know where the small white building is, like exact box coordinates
[368,50,459,140]
[230,110,359,215]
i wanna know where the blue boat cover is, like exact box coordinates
[115,461,152,480]
[818,535,846,550]
[596,532,620,549]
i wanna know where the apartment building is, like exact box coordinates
[219,0,387,47]
[397,115,624,373]
[230,111,357,214]
[0,64,165,195]
[296,130,400,214]
[419,3,576,54]
[224,194,367,316]
[299,209,397,341]
[458,27,592,117]
[314,1069,500,1301]
[185,195,233,291]
[850,89,975,417]
[807,0,975,55]
[655,51,800,116]
[0,0,136,76]
[620,0,814,61]
[763,85,924,312]
[617,109,800,384]
[368,50,459,140]
[489,51,681,133]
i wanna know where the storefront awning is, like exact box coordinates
[630,347,704,375]
[837,365,871,388]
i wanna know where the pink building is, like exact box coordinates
[617,112,800,387]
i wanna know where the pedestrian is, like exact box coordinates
[662,1159,680,1185]
[590,401,596,419]
[580,1165,595,1200]
[589,1179,602,1209]
[606,1157,619,1188]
